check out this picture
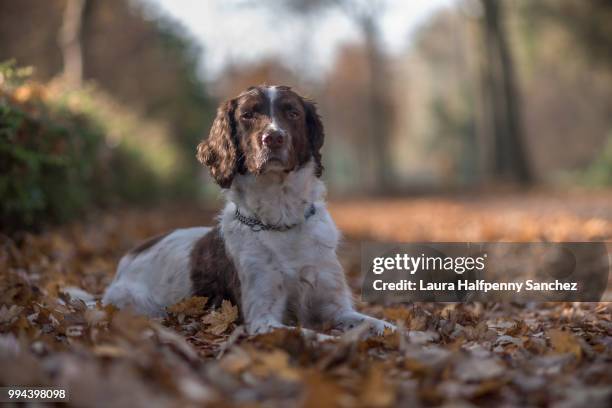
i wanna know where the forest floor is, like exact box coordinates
[1,190,611,407]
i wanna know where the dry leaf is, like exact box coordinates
[250,349,301,382]
[219,347,252,374]
[548,328,582,360]
[154,323,200,362]
[201,300,237,335]
[455,358,505,382]
[361,364,395,407]
[93,344,127,358]
[303,372,345,408]
[1,195,610,407]
[408,330,439,344]
[167,296,208,317]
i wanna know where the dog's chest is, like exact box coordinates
[258,230,317,276]
[225,213,339,281]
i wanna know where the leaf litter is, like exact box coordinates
[0,196,611,407]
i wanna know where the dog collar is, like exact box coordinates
[234,204,316,232]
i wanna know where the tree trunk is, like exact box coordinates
[59,0,87,88]
[480,0,531,184]
[361,15,394,193]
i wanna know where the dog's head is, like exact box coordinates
[197,85,324,188]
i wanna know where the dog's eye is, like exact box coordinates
[287,109,300,120]
[241,111,254,120]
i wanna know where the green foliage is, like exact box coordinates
[0,65,163,231]
[519,0,612,68]
[0,2,218,199]
[579,136,612,186]
[149,18,217,198]
[427,94,478,185]
[0,60,33,87]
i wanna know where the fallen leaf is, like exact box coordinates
[361,364,395,407]
[408,330,439,344]
[154,323,199,362]
[303,372,346,408]
[219,346,252,374]
[250,349,301,382]
[455,358,505,382]
[93,344,127,358]
[168,296,208,317]
[548,329,582,360]
[201,300,237,335]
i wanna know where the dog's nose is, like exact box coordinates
[262,130,285,149]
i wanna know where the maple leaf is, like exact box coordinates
[201,300,237,335]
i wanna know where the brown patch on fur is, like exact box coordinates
[303,98,325,177]
[196,99,240,188]
[197,85,325,188]
[190,227,242,317]
[128,231,171,256]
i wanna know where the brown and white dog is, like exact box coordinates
[102,85,394,337]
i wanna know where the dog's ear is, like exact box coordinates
[303,99,325,177]
[197,99,238,188]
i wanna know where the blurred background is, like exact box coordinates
[1,4,611,403]
[1,0,611,232]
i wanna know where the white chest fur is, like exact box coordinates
[222,161,340,279]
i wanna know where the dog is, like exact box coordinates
[102,85,394,337]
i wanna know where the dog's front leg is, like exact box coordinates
[239,267,288,335]
[239,266,333,341]
[300,261,396,336]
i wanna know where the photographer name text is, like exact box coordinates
[372,279,578,292]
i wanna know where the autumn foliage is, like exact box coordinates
[1,195,610,406]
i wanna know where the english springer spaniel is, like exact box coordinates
[103,85,394,337]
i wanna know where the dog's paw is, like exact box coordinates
[335,312,395,337]
[367,318,396,336]
[246,319,287,335]
[247,321,335,342]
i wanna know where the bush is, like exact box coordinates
[0,63,165,231]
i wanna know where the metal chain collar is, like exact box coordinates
[234,204,316,232]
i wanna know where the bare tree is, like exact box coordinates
[279,0,395,192]
[340,1,394,192]
[59,0,88,88]
[479,0,531,184]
